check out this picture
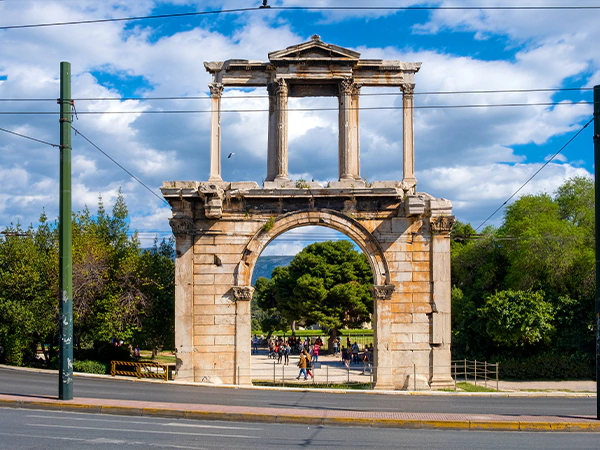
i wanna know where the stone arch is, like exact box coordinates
[235,209,390,288]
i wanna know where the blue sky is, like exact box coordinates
[0,1,596,255]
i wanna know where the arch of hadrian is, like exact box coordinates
[161,36,455,390]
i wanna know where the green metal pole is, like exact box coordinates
[594,85,600,419]
[58,61,73,400]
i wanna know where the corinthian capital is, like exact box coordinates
[430,215,456,234]
[233,286,255,301]
[209,82,224,98]
[268,78,288,96]
[340,77,357,95]
[401,83,415,98]
[370,285,395,301]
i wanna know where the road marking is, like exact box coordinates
[164,422,261,430]
[27,414,261,430]
[30,423,260,439]
[0,431,208,449]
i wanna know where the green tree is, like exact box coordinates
[0,218,57,365]
[478,289,554,348]
[255,240,373,340]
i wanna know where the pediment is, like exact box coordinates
[268,35,361,62]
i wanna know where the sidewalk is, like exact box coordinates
[0,392,598,432]
[251,351,597,394]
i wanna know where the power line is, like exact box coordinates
[0,125,58,147]
[2,4,600,30]
[0,87,595,103]
[0,6,261,30]
[71,126,170,207]
[0,100,593,115]
[474,116,594,232]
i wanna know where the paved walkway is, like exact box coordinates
[1,392,598,432]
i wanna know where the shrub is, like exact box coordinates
[72,360,108,375]
[498,352,594,380]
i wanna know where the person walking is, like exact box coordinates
[332,337,339,356]
[252,335,259,354]
[313,343,320,363]
[304,350,314,380]
[297,352,308,380]
[352,342,359,364]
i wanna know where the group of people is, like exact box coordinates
[252,334,374,375]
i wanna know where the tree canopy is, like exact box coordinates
[253,240,373,335]
[0,193,175,365]
[451,176,595,377]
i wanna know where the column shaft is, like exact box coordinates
[338,79,360,180]
[209,83,224,182]
[266,78,289,182]
[401,84,417,192]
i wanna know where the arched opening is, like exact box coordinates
[240,211,390,386]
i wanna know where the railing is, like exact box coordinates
[241,359,499,391]
[452,359,499,391]
[111,360,171,381]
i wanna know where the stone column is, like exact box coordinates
[401,83,417,193]
[429,215,455,389]
[266,78,289,182]
[351,82,361,180]
[169,215,197,382]
[233,286,254,385]
[371,284,395,390]
[338,78,360,181]
[209,82,224,182]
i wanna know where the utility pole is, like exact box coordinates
[595,84,600,420]
[58,61,73,400]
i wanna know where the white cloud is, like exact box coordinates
[0,0,597,244]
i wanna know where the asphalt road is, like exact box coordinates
[1,407,600,450]
[0,367,595,419]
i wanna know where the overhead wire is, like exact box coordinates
[71,125,170,207]
[2,4,600,31]
[0,125,58,147]
[0,87,595,102]
[0,100,593,115]
[474,116,594,232]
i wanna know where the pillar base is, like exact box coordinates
[429,376,455,390]
[208,175,223,183]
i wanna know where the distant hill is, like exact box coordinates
[252,255,294,285]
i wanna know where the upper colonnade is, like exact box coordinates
[204,35,421,192]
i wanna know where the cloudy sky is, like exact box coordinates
[0,1,596,255]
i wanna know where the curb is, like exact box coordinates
[1,396,599,432]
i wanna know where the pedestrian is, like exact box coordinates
[341,346,350,368]
[252,334,259,354]
[352,342,359,364]
[313,342,320,363]
[332,338,339,356]
[283,342,290,365]
[361,349,371,374]
[304,350,314,380]
[297,352,308,380]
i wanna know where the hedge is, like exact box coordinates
[498,353,594,380]
[72,360,108,375]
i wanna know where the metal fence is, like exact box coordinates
[452,359,499,391]
[240,359,500,391]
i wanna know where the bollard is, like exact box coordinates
[474,360,477,386]
[454,363,457,391]
[273,361,276,384]
[413,364,416,391]
[496,362,499,391]
[485,361,487,387]
[326,365,329,386]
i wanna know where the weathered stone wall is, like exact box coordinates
[163,181,454,389]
